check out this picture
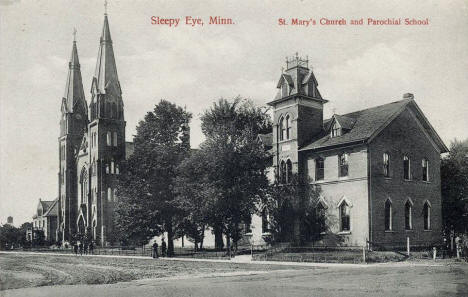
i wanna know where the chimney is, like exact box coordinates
[403,93,414,100]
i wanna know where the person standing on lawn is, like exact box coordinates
[161,238,167,257]
[152,241,159,258]
[73,242,78,256]
[78,241,83,256]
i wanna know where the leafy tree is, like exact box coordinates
[441,139,468,234]
[266,174,329,245]
[175,149,214,250]
[115,100,191,255]
[0,224,23,249]
[194,97,272,251]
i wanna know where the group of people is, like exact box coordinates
[73,240,94,256]
[152,238,167,258]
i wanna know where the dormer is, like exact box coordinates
[329,114,356,138]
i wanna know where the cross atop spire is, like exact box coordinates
[73,27,77,42]
[104,0,108,15]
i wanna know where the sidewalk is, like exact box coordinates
[0,251,444,268]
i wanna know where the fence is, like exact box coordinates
[253,245,367,263]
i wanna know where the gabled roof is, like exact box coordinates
[276,74,294,88]
[39,200,55,211]
[300,98,448,152]
[331,114,356,130]
[43,199,58,217]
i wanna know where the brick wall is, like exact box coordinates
[369,108,442,246]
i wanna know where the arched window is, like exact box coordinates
[92,158,96,176]
[286,159,293,183]
[384,199,392,231]
[383,153,390,177]
[105,163,109,174]
[339,201,350,232]
[279,117,286,141]
[112,102,117,119]
[285,115,292,140]
[113,188,118,202]
[280,160,286,183]
[113,131,118,147]
[115,164,120,175]
[403,155,411,180]
[405,200,413,230]
[315,157,324,181]
[111,160,115,174]
[422,159,429,181]
[423,201,431,230]
[80,168,88,205]
[107,187,112,202]
[106,102,111,118]
[107,131,112,146]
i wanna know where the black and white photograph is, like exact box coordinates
[0,0,467,296]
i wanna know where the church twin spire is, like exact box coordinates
[62,7,121,119]
[62,31,86,115]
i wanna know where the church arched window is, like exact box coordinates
[112,103,117,119]
[107,131,112,146]
[286,159,293,183]
[107,187,112,202]
[106,102,111,118]
[113,131,118,147]
[105,162,110,174]
[80,167,88,205]
[111,160,115,174]
[285,115,291,139]
[115,164,120,175]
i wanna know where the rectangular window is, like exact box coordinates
[315,158,324,181]
[339,153,349,177]
[383,153,390,177]
[422,159,429,181]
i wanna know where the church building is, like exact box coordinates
[57,12,131,246]
[262,54,448,247]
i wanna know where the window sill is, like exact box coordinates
[421,181,431,184]
[403,179,413,182]
[384,177,392,180]
[338,231,351,235]
[384,230,395,233]
[423,229,432,232]
[405,229,414,232]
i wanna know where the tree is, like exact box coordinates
[266,174,330,245]
[114,100,191,255]
[0,224,23,249]
[175,149,214,250]
[441,138,468,234]
[193,97,271,251]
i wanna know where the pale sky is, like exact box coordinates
[1,0,467,225]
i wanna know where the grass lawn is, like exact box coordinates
[0,253,309,290]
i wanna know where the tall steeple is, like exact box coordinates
[62,32,87,115]
[91,13,121,99]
